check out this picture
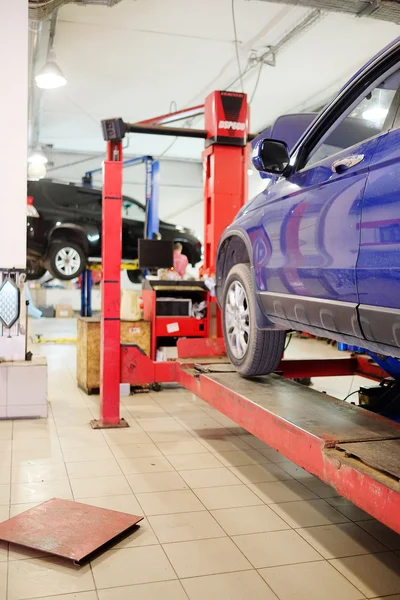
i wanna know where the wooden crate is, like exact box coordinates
[77,317,151,394]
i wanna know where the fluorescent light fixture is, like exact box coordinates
[35,52,67,90]
[362,107,387,123]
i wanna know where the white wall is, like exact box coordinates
[0,2,27,268]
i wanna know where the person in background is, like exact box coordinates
[173,242,188,278]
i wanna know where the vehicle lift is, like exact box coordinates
[94,90,400,536]
[79,155,160,317]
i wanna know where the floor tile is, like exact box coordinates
[298,522,387,558]
[216,449,270,467]
[194,484,263,510]
[26,594,97,600]
[330,552,400,597]
[326,496,372,521]
[270,498,350,528]
[10,480,71,504]
[110,443,163,459]
[70,476,131,499]
[11,462,68,484]
[163,537,251,577]
[179,467,241,488]
[136,489,205,515]
[101,429,151,446]
[278,460,313,479]
[62,446,115,465]
[98,580,187,600]
[149,510,225,543]
[126,471,188,493]
[114,518,158,548]
[300,477,340,499]
[233,529,322,568]
[167,452,224,471]
[8,557,94,599]
[117,456,174,475]
[211,504,289,536]
[147,430,195,443]
[0,466,11,484]
[26,593,97,600]
[248,480,318,504]
[91,546,176,589]
[66,459,122,479]
[0,563,7,599]
[199,437,252,453]
[156,439,209,456]
[358,520,400,550]
[258,447,289,463]
[182,570,277,600]
[80,493,142,516]
[259,559,364,600]
[139,418,186,433]
[229,463,292,484]
[12,448,63,465]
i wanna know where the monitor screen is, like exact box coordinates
[138,239,174,269]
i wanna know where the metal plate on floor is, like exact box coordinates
[337,439,400,481]
[0,498,143,564]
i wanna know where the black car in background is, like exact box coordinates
[27,179,202,281]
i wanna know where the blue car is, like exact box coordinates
[216,37,400,376]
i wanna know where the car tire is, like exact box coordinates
[47,241,86,281]
[222,263,286,377]
[26,260,47,281]
[127,269,143,285]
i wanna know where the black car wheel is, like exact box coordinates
[47,242,86,281]
[127,269,143,285]
[223,263,286,377]
[26,260,47,281]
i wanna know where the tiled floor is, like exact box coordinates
[1,320,399,599]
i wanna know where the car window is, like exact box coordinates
[122,199,145,222]
[304,67,400,168]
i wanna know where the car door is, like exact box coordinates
[356,83,400,347]
[252,57,400,339]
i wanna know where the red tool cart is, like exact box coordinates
[142,279,210,360]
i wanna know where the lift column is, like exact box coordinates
[91,139,127,428]
[202,91,249,334]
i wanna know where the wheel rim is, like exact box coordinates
[225,280,250,359]
[55,247,81,277]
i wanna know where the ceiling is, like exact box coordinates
[38,0,400,161]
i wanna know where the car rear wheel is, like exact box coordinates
[222,263,286,377]
[47,242,86,281]
[26,260,47,281]
[127,269,143,284]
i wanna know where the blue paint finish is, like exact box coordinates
[145,158,160,239]
[357,129,400,309]
[240,136,379,302]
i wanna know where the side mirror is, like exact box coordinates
[252,139,290,175]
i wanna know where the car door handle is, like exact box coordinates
[331,154,365,173]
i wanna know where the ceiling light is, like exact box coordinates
[35,51,67,90]
[362,107,387,124]
[28,147,48,165]
[248,169,254,175]
[28,162,47,180]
